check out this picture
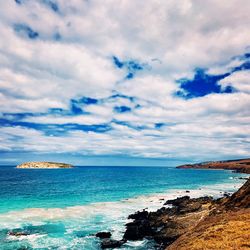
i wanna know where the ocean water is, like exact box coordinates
[0,166,248,250]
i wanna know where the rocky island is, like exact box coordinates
[16,162,73,169]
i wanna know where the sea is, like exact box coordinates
[0,165,248,250]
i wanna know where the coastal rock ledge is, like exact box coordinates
[16,162,73,169]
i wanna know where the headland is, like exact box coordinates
[177,158,250,174]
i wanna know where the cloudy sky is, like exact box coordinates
[0,0,250,166]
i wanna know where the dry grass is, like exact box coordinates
[167,209,250,250]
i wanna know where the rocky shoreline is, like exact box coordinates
[16,162,73,169]
[95,161,250,249]
[96,178,249,249]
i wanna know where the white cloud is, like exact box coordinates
[0,0,250,162]
[1,124,249,163]
[25,114,110,125]
[220,71,250,94]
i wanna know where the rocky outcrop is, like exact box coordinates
[95,231,127,249]
[16,162,73,169]
[95,232,112,239]
[222,177,250,209]
[8,231,29,237]
[122,195,214,248]
[124,212,152,241]
[96,195,214,248]
[177,158,250,174]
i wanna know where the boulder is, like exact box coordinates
[101,239,126,249]
[128,210,148,220]
[164,196,190,206]
[8,231,29,237]
[123,219,152,240]
[96,232,112,239]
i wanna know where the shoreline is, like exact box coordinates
[95,164,249,249]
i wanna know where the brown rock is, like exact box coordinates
[8,231,29,237]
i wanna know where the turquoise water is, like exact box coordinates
[0,166,247,249]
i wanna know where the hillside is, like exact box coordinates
[167,178,250,250]
[177,158,250,174]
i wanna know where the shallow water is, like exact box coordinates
[0,166,247,249]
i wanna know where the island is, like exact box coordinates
[177,158,250,174]
[16,162,73,169]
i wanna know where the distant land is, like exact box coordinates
[16,162,73,169]
[177,158,250,174]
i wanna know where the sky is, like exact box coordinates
[0,0,250,166]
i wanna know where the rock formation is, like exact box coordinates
[122,195,214,248]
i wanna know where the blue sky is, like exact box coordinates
[0,0,250,166]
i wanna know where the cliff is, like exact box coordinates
[16,162,73,169]
[177,158,250,174]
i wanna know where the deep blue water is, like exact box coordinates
[0,166,247,249]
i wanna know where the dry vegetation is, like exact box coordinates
[178,158,250,174]
[167,209,250,250]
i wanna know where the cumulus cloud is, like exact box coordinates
[0,0,250,164]
[220,71,250,94]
